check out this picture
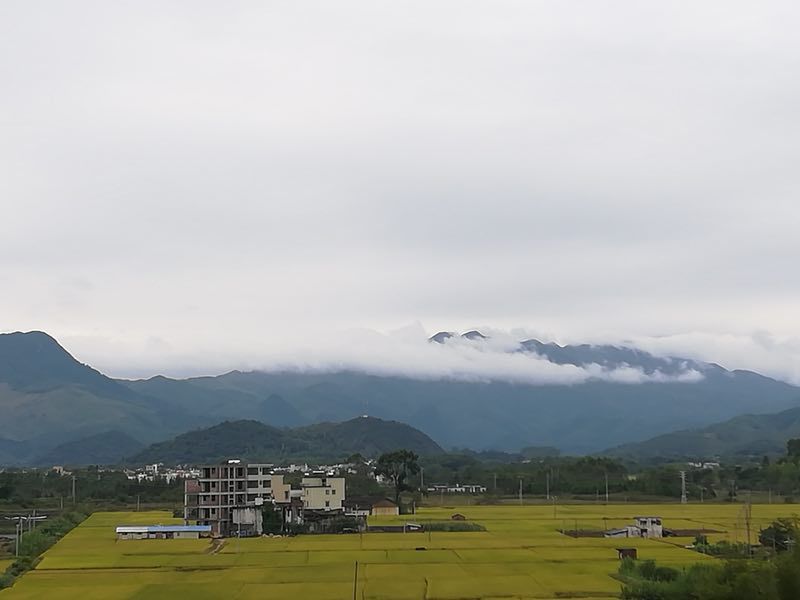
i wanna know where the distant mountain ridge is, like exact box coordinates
[130,416,444,464]
[1,329,799,464]
[430,330,711,376]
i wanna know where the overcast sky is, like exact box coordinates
[2,2,799,382]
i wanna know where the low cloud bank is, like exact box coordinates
[624,331,800,386]
[243,326,704,385]
[62,323,707,385]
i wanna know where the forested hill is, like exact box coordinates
[129,416,445,464]
[604,406,800,462]
[33,431,144,466]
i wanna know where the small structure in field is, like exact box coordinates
[634,516,663,538]
[616,547,638,560]
[115,525,211,540]
[343,497,399,517]
[604,516,663,539]
[372,499,400,516]
[451,513,467,521]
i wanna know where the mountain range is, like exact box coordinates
[1,330,799,465]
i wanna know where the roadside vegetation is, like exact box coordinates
[620,519,800,599]
[0,467,181,509]
[0,507,88,590]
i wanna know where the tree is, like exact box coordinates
[375,450,420,504]
[760,518,798,553]
[787,439,800,460]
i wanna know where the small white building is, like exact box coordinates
[634,516,663,538]
[115,525,211,540]
[427,483,487,494]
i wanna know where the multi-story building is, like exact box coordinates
[194,460,291,536]
[189,460,345,536]
[301,476,345,511]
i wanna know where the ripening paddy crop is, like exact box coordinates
[2,503,798,599]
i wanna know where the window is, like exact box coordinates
[325,489,330,495]
[263,480,271,488]
[325,501,330,508]
[247,481,257,489]
[247,467,258,476]
[331,489,336,495]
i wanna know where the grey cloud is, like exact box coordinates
[1,1,799,383]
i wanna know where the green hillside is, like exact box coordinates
[129,416,444,464]
[605,406,800,462]
[33,431,144,466]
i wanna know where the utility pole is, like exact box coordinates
[518,478,523,505]
[493,473,497,493]
[5,516,25,557]
[546,472,550,501]
[26,514,46,533]
[420,467,424,492]
[137,495,140,512]
[680,471,687,504]
[604,473,609,504]
[745,493,753,557]
[352,561,359,600]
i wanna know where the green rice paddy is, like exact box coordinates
[2,503,797,599]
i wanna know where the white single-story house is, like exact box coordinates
[115,525,212,540]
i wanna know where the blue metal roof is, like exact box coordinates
[147,525,211,533]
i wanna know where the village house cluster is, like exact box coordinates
[426,483,487,494]
[124,463,200,484]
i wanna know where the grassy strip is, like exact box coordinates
[424,521,486,532]
[0,507,88,589]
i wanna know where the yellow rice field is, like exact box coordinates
[1,503,798,599]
